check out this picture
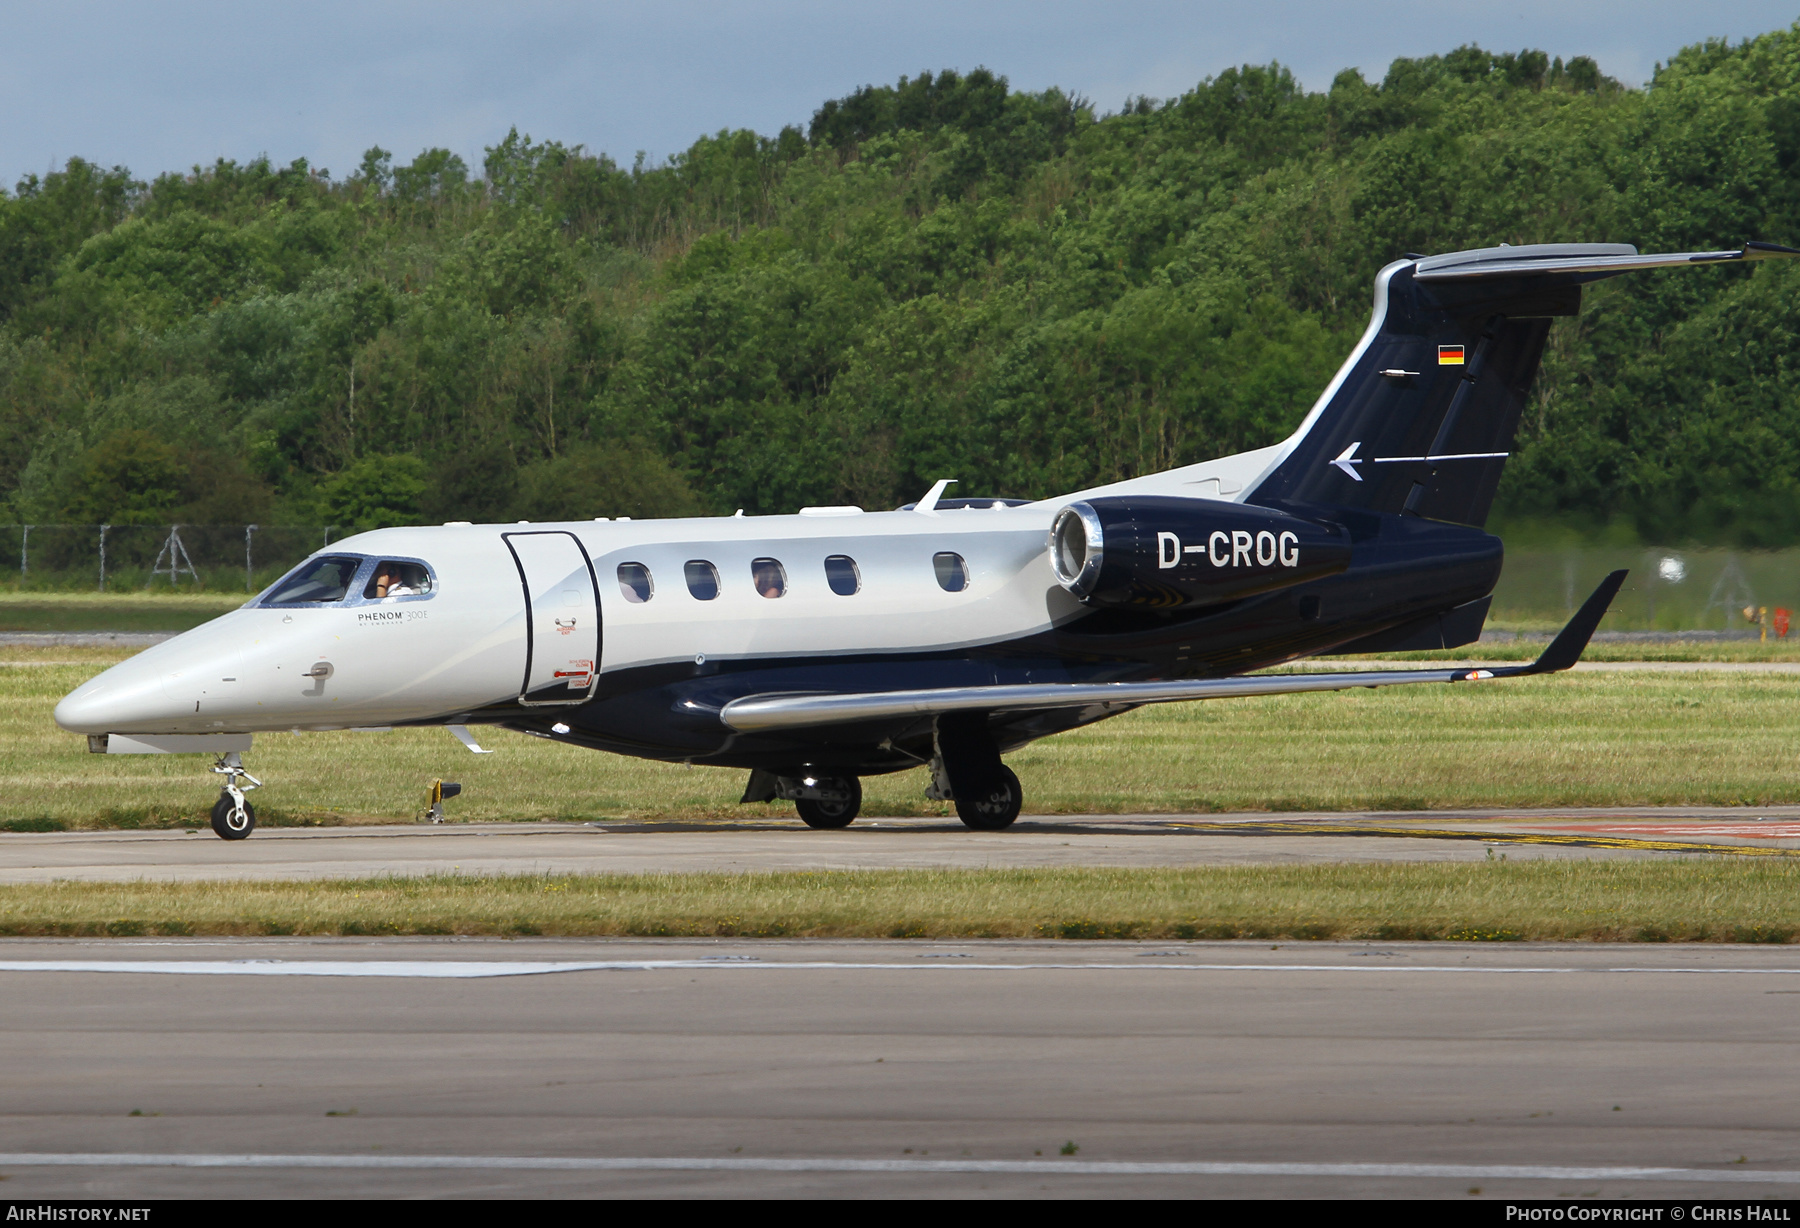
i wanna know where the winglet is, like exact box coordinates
[1509,569,1628,676]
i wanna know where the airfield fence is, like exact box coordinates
[1490,546,1800,633]
[0,524,341,593]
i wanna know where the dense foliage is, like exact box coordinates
[6,31,1800,543]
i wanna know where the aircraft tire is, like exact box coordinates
[956,765,1021,831]
[210,793,256,840]
[796,777,861,829]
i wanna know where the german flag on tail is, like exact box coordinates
[1438,344,1466,365]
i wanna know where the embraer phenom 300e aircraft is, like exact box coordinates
[56,241,1797,838]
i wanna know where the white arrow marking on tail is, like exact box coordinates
[1329,444,1510,480]
[1370,452,1511,463]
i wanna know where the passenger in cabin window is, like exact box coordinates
[752,558,786,599]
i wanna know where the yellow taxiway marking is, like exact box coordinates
[1161,822,1800,856]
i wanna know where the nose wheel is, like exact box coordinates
[209,752,261,840]
[210,792,256,839]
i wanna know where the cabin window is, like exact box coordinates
[684,560,721,601]
[751,558,787,599]
[933,551,969,592]
[363,560,434,600]
[264,556,363,605]
[824,554,861,596]
[617,562,653,603]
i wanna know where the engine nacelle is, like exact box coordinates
[1049,496,1351,609]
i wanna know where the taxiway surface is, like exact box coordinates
[4,807,1800,883]
[1,938,1797,1199]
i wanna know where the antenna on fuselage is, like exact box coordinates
[915,478,958,515]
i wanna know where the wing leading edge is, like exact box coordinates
[719,571,1627,734]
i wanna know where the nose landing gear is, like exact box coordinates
[209,752,261,840]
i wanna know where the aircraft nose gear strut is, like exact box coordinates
[209,751,261,840]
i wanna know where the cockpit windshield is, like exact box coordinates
[264,556,364,605]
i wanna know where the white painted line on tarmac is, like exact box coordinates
[0,960,619,978]
[1,959,1800,979]
[0,1153,1795,1184]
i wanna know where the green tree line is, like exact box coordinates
[5,32,1800,543]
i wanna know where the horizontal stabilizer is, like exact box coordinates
[718,573,1628,733]
[1414,242,1800,282]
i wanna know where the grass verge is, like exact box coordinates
[1365,639,1800,664]
[5,862,1800,941]
[11,649,1800,825]
[0,592,246,633]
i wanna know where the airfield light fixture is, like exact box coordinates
[427,779,462,824]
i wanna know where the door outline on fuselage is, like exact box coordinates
[502,531,603,707]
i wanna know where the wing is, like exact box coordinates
[720,571,1626,734]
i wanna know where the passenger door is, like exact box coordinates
[503,531,601,706]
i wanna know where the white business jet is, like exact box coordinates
[56,240,1793,837]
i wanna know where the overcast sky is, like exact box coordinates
[4,1,1798,187]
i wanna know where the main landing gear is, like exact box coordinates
[741,770,863,827]
[933,712,1022,831]
[209,751,261,840]
[796,777,862,829]
[740,712,1024,832]
[947,764,1022,831]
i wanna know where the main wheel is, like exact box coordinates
[956,764,1021,831]
[210,792,256,840]
[795,776,861,829]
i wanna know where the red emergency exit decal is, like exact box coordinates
[553,660,594,688]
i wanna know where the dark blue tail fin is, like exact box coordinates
[1247,241,1799,526]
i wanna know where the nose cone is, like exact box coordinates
[55,650,185,734]
[55,616,252,735]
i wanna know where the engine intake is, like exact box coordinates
[1050,496,1350,609]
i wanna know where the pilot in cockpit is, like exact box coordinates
[366,562,430,600]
